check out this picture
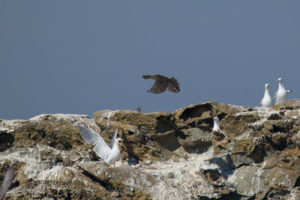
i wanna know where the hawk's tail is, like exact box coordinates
[142,75,152,79]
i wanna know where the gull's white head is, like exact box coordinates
[265,83,269,89]
[213,116,219,122]
[277,78,283,83]
[116,138,122,143]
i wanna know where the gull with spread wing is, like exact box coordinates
[78,126,121,165]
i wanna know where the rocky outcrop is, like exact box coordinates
[1,100,300,199]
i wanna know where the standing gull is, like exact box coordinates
[78,126,121,165]
[212,116,221,132]
[274,78,291,105]
[260,83,272,108]
[212,116,226,141]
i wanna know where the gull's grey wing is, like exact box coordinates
[109,128,118,148]
[78,126,111,159]
[0,167,15,200]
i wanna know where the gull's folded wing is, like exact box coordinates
[78,126,111,159]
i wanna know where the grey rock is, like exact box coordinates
[178,128,212,153]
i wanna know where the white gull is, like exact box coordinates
[212,116,221,132]
[260,83,272,108]
[274,78,291,105]
[78,126,121,165]
[212,116,227,141]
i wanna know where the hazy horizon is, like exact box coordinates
[1,1,299,119]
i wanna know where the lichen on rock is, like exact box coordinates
[1,100,300,199]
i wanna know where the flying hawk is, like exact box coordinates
[142,74,180,94]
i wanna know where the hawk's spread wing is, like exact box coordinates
[149,79,168,93]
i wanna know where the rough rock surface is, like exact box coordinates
[1,100,300,199]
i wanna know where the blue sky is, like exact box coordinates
[0,1,299,119]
